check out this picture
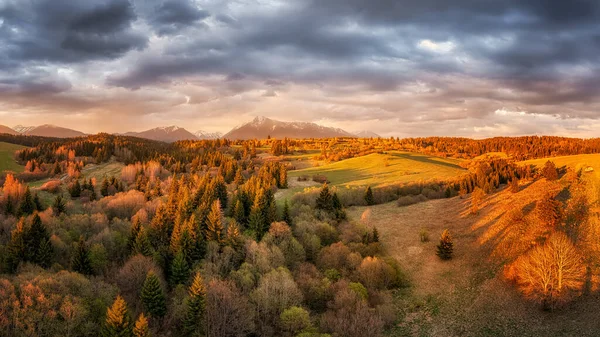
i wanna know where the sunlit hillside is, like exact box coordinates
[289,151,467,187]
[0,142,26,173]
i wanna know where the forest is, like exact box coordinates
[0,134,600,336]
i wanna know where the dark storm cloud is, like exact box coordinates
[148,0,210,36]
[0,0,147,63]
[2,0,600,134]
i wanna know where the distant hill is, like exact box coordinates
[223,116,354,140]
[124,126,198,143]
[354,130,381,138]
[13,125,37,134]
[21,124,86,138]
[195,130,223,140]
[0,125,17,135]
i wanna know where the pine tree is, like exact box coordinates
[33,193,44,211]
[248,203,265,239]
[6,218,26,273]
[53,195,66,214]
[372,227,380,243]
[128,218,142,253]
[282,199,292,226]
[133,313,150,337]
[226,220,242,247]
[141,271,167,318]
[101,178,110,197]
[233,199,246,225]
[365,186,375,206]
[183,272,206,336]
[205,200,224,243]
[332,192,345,220]
[234,168,245,185]
[71,236,93,275]
[70,180,82,198]
[170,251,190,286]
[279,167,288,188]
[4,194,13,215]
[102,295,133,337]
[134,228,153,257]
[18,186,36,215]
[24,213,52,267]
[436,229,453,260]
[315,184,333,211]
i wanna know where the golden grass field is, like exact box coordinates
[0,141,26,173]
[289,151,467,188]
[348,181,600,336]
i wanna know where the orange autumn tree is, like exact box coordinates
[509,232,585,309]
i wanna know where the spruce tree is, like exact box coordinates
[226,220,242,247]
[24,213,52,267]
[101,178,110,197]
[205,200,224,243]
[170,251,190,286]
[102,295,133,337]
[183,272,206,336]
[70,180,82,198]
[4,194,13,215]
[233,199,246,225]
[141,271,167,318]
[282,199,292,226]
[6,218,26,273]
[372,227,380,243]
[72,236,93,275]
[315,184,333,211]
[134,228,153,257]
[133,313,150,337]
[128,218,142,253]
[436,229,453,260]
[365,186,375,206]
[248,204,265,239]
[33,193,43,211]
[19,186,36,215]
[53,195,66,214]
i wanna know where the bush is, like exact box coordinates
[312,175,329,184]
[397,194,427,207]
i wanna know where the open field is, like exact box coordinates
[288,151,467,188]
[347,182,600,336]
[0,141,26,173]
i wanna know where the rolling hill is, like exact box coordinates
[16,124,87,138]
[0,125,17,135]
[0,142,26,173]
[223,116,355,140]
[289,151,467,187]
[195,130,223,140]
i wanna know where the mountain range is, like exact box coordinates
[0,124,87,138]
[223,116,356,140]
[0,117,378,141]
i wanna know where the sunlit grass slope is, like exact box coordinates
[0,142,26,173]
[519,153,600,171]
[288,151,466,187]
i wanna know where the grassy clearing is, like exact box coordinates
[0,142,26,173]
[81,161,124,181]
[288,151,466,188]
[350,180,600,336]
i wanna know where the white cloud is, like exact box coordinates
[417,39,455,53]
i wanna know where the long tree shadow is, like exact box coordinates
[391,152,466,170]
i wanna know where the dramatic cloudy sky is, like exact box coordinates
[1,0,599,137]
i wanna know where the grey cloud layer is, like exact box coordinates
[0,0,599,136]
